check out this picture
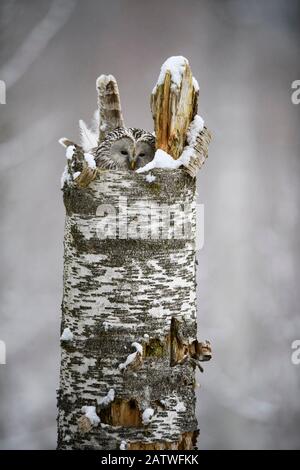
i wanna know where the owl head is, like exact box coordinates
[95,127,155,170]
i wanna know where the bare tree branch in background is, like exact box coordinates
[0,0,77,88]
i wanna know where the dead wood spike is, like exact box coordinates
[151,60,198,159]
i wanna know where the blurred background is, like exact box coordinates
[0,0,300,450]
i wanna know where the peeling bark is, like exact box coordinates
[58,169,203,450]
[170,317,212,370]
[183,126,212,178]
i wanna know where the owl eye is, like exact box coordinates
[121,150,128,156]
[138,152,145,157]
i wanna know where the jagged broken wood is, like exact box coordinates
[151,58,198,159]
[150,57,211,178]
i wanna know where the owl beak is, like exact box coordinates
[130,159,136,170]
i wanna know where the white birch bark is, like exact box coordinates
[57,169,203,450]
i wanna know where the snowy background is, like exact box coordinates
[0,0,300,449]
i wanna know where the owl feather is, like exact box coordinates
[96,75,124,142]
[79,119,98,152]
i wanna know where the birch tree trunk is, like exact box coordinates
[57,168,206,450]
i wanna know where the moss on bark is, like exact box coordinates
[58,169,199,450]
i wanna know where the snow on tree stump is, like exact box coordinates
[57,167,208,450]
[57,56,212,450]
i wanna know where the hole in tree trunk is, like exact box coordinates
[100,398,142,427]
[144,336,169,358]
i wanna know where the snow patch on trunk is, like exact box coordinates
[120,440,127,450]
[81,406,100,427]
[152,55,199,96]
[186,115,204,146]
[175,401,186,412]
[137,115,204,173]
[137,149,182,173]
[84,152,96,169]
[60,327,73,342]
[97,388,115,407]
[142,408,154,425]
[192,77,199,92]
[61,166,71,189]
[118,342,143,371]
[153,56,188,94]
[66,145,75,160]
[145,173,156,183]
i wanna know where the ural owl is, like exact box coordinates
[94,127,155,170]
[59,74,155,176]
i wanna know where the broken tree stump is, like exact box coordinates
[57,57,212,450]
[58,170,202,449]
